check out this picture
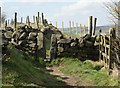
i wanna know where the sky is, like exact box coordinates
[0,0,114,28]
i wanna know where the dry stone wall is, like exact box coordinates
[2,25,46,58]
[50,34,99,61]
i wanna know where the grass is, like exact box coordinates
[62,32,80,38]
[2,45,67,87]
[58,57,118,86]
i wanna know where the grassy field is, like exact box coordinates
[2,45,67,87]
[56,57,118,86]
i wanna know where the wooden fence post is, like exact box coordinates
[0,7,1,27]
[33,16,35,24]
[80,24,82,37]
[76,22,78,34]
[38,12,40,23]
[56,21,57,28]
[27,16,30,27]
[99,29,102,62]
[14,12,17,30]
[36,16,39,29]
[84,25,86,35]
[69,21,71,33]
[21,17,22,24]
[72,21,74,33]
[62,21,64,32]
[42,13,44,25]
[5,20,7,28]
[88,16,92,36]
[108,28,113,75]
[92,18,97,36]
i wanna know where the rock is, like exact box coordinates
[91,35,96,42]
[84,41,94,47]
[57,39,71,44]
[4,31,12,39]
[78,38,84,47]
[28,32,37,40]
[12,31,21,40]
[18,40,27,46]
[56,34,63,40]
[58,47,64,53]
[70,42,77,47]
[5,27,14,32]
[29,43,36,48]
[83,34,91,40]
[19,32,27,40]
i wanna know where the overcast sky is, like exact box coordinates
[0,0,114,28]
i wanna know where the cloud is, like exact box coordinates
[2,0,110,3]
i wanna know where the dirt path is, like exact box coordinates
[46,66,80,86]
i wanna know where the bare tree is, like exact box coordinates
[104,0,120,25]
[2,12,6,23]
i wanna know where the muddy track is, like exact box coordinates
[46,66,81,86]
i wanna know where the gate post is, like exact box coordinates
[50,34,57,61]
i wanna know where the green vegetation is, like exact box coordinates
[2,45,67,87]
[62,32,80,38]
[58,57,118,86]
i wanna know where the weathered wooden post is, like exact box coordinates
[62,21,64,32]
[92,18,97,36]
[99,29,102,62]
[76,22,78,34]
[69,21,71,33]
[27,16,30,27]
[80,24,82,37]
[0,7,1,27]
[41,13,44,25]
[108,28,113,75]
[33,16,35,24]
[56,21,57,28]
[84,25,86,35]
[5,20,7,28]
[21,17,22,24]
[72,21,74,33]
[38,12,40,23]
[26,16,27,24]
[14,12,17,30]
[36,16,39,29]
[88,16,92,36]
[50,21,51,24]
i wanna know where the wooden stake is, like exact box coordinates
[84,25,86,35]
[76,22,78,34]
[27,16,30,27]
[69,21,71,33]
[21,17,22,24]
[36,16,39,29]
[62,21,64,32]
[5,20,7,28]
[33,16,35,24]
[80,24,82,37]
[88,16,92,36]
[92,18,97,36]
[14,12,17,30]
[38,12,39,23]
[72,21,74,33]
[42,13,44,24]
